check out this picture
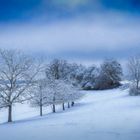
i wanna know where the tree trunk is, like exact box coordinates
[40,105,43,116]
[71,101,74,107]
[62,103,65,111]
[53,104,55,113]
[8,105,12,122]
[68,102,70,108]
[136,80,139,90]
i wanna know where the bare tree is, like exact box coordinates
[48,79,64,113]
[0,49,41,122]
[128,56,140,90]
[45,59,68,112]
[45,59,84,112]
[30,79,48,116]
[46,59,70,80]
[45,69,83,112]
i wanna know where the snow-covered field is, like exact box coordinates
[0,88,140,140]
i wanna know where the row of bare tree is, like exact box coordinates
[2,49,137,122]
[0,49,82,122]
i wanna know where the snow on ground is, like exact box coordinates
[0,88,140,140]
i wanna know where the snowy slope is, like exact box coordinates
[0,88,140,140]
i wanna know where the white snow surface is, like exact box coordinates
[0,88,140,140]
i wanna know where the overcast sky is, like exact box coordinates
[0,0,140,64]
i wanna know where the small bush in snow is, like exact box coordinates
[129,85,140,96]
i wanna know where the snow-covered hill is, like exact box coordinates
[0,88,140,140]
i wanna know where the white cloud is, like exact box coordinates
[0,12,140,56]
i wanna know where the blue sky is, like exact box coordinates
[0,0,140,22]
[0,0,140,64]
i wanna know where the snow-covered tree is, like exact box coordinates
[46,59,70,81]
[30,79,48,116]
[45,64,83,112]
[55,80,70,110]
[82,65,99,90]
[0,49,42,122]
[68,63,86,87]
[128,56,140,95]
[44,79,68,112]
[42,78,58,113]
[128,56,140,89]
[95,59,122,90]
[45,59,71,111]
[55,80,81,110]
[46,60,88,89]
